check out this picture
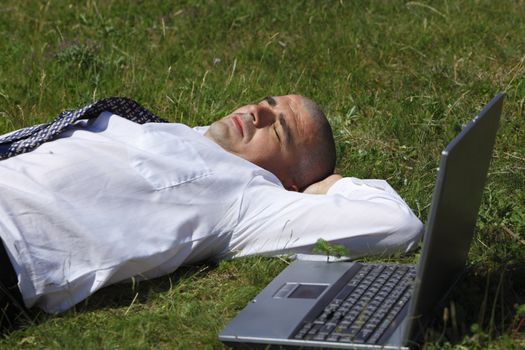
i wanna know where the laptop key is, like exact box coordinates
[313,334,326,341]
[339,336,353,343]
[319,324,335,334]
[299,322,313,333]
[313,318,326,325]
[325,334,339,342]
[341,320,355,330]
[354,326,375,343]
[334,283,358,303]
[294,331,306,340]
[307,324,322,335]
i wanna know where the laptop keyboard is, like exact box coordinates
[292,264,416,344]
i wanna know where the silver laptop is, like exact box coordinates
[219,93,505,349]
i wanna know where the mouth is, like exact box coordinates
[231,115,244,137]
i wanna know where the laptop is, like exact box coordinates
[219,93,505,349]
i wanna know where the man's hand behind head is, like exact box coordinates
[302,174,342,195]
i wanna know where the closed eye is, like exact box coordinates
[278,113,291,145]
[274,125,281,142]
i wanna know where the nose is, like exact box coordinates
[249,104,275,128]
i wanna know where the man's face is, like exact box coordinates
[205,94,316,191]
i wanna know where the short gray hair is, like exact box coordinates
[293,97,336,190]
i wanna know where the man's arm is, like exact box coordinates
[221,175,423,260]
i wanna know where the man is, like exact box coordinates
[0,94,423,324]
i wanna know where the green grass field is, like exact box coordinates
[0,0,524,348]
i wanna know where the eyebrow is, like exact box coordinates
[263,96,277,106]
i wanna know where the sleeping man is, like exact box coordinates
[0,94,422,325]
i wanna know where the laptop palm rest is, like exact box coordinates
[220,261,360,341]
[220,260,413,349]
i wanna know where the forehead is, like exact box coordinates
[272,94,316,146]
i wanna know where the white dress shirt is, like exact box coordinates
[0,112,423,314]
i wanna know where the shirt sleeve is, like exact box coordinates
[224,177,424,259]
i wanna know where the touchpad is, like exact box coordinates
[288,284,327,299]
[273,282,328,299]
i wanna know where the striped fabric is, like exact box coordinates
[0,97,167,160]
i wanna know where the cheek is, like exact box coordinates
[243,138,278,163]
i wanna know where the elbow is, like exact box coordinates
[382,204,424,254]
[399,212,424,252]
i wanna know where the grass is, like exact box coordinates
[0,0,524,348]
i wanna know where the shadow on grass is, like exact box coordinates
[422,260,525,345]
[76,262,219,313]
[1,262,219,337]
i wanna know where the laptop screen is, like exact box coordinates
[407,93,504,340]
